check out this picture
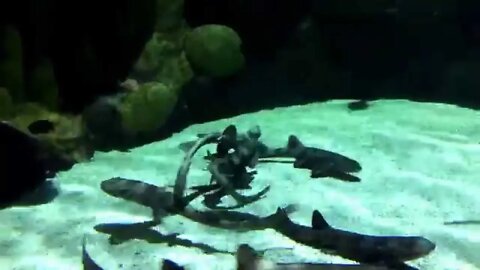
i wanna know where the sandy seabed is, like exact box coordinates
[1,99,480,270]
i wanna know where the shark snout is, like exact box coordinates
[412,237,436,257]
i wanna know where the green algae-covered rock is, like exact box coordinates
[0,87,13,120]
[184,24,245,77]
[119,82,178,134]
[132,32,193,92]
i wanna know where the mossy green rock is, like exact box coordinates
[0,87,13,119]
[184,24,245,77]
[119,82,178,134]
[133,32,193,91]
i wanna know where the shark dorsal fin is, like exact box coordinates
[162,259,185,270]
[311,210,330,230]
[223,125,237,140]
[287,135,303,150]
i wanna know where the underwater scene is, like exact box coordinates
[1,1,480,270]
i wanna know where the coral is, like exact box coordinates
[129,0,194,101]
[118,82,178,134]
[132,32,193,91]
[0,25,24,102]
[0,87,14,120]
[183,24,245,78]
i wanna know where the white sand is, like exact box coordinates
[1,99,480,270]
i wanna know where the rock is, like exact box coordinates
[82,95,127,150]
[119,82,178,135]
[0,121,47,207]
[132,32,194,90]
[184,24,245,77]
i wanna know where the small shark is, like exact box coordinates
[285,135,362,182]
[100,177,213,223]
[101,177,296,231]
[268,209,434,270]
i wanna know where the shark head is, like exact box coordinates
[378,236,436,262]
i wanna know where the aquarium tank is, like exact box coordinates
[1,0,480,269]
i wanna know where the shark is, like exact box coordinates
[101,177,296,231]
[267,208,434,270]
[285,135,362,182]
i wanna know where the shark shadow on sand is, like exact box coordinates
[94,220,230,254]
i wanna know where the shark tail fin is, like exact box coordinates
[311,210,331,230]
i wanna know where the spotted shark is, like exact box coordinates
[101,177,296,231]
[267,209,435,270]
[285,135,362,182]
[180,126,362,182]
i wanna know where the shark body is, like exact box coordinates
[101,177,294,231]
[269,209,434,270]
